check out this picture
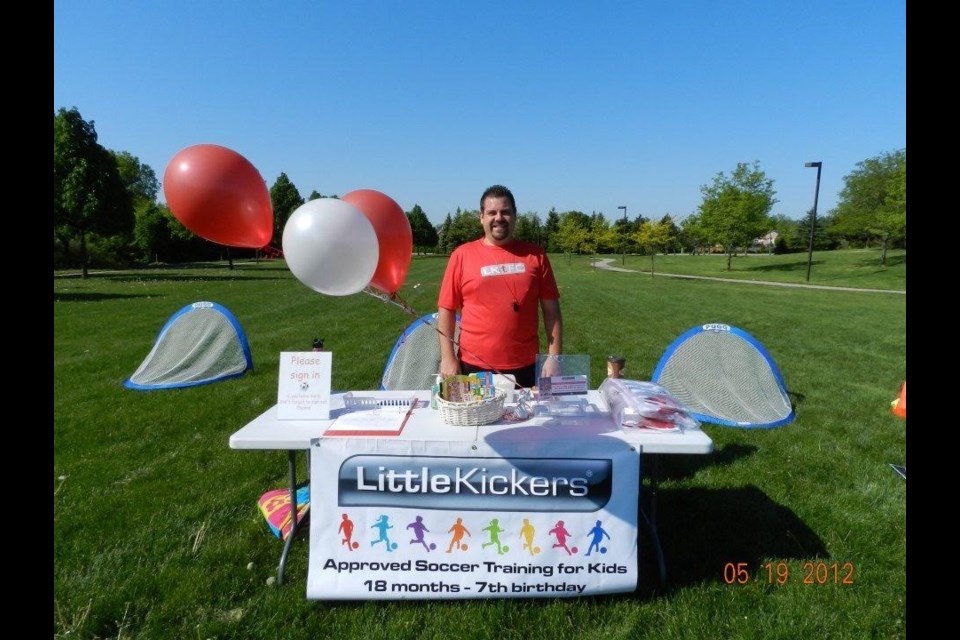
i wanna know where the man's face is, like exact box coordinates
[480,196,516,245]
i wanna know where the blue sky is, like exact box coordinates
[54,1,905,226]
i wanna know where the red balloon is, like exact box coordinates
[342,189,412,295]
[162,144,273,248]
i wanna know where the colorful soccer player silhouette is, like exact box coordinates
[371,514,397,551]
[520,518,540,555]
[407,515,436,551]
[548,519,577,555]
[585,519,610,556]
[446,517,471,553]
[481,518,509,554]
[338,513,358,550]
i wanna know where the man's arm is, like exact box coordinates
[541,298,563,355]
[437,307,460,378]
[540,298,563,377]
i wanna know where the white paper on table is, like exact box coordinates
[323,403,413,437]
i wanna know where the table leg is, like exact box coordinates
[277,450,310,585]
[639,454,667,586]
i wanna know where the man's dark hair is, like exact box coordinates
[480,185,516,213]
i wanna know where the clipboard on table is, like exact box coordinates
[322,395,417,437]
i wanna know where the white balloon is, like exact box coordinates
[282,199,379,296]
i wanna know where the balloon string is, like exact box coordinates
[362,287,522,387]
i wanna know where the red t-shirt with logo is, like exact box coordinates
[438,239,560,370]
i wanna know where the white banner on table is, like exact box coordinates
[307,437,640,600]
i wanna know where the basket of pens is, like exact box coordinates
[436,373,506,426]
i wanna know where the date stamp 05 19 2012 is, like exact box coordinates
[722,561,856,586]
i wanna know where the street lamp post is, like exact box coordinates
[618,205,627,265]
[804,162,822,283]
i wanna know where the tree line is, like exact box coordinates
[55,107,906,277]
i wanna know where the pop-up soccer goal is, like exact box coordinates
[125,301,253,390]
[651,323,794,428]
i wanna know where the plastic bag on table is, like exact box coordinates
[599,378,700,432]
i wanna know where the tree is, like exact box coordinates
[407,204,438,254]
[269,173,304,245]
[635,219,673,276]
[697,161,777,270]
[54,107,133,277]
[830,149,906,265]
[589,213,618,254]
[444,209,483,250]
[561,210,591,230]
[553,211,592,255]
[611,216,629,258]
[514,212,543,245]
[657,214,681,254]
[112,151,167,263]
[306,190,338,201]
[544,208,561,252]
[796,209,838,252]
[437,213,454,254]
[611,213,646,257]
[133,202,170,264]
[678,213,708,254]
[112,151,159,206]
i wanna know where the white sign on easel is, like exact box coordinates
[277,351,332,420]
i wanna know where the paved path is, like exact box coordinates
[589,258,905,294]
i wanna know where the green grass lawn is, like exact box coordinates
[54,249,906,639]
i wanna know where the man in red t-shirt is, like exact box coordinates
[437,185,563,388]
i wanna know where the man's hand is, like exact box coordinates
[540,355,561,379]
[439,355,461,379]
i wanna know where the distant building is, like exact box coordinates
[752,231,778,251]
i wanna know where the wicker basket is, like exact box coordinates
[436,392,506,426]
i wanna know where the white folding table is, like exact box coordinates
[230,390,713,586]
